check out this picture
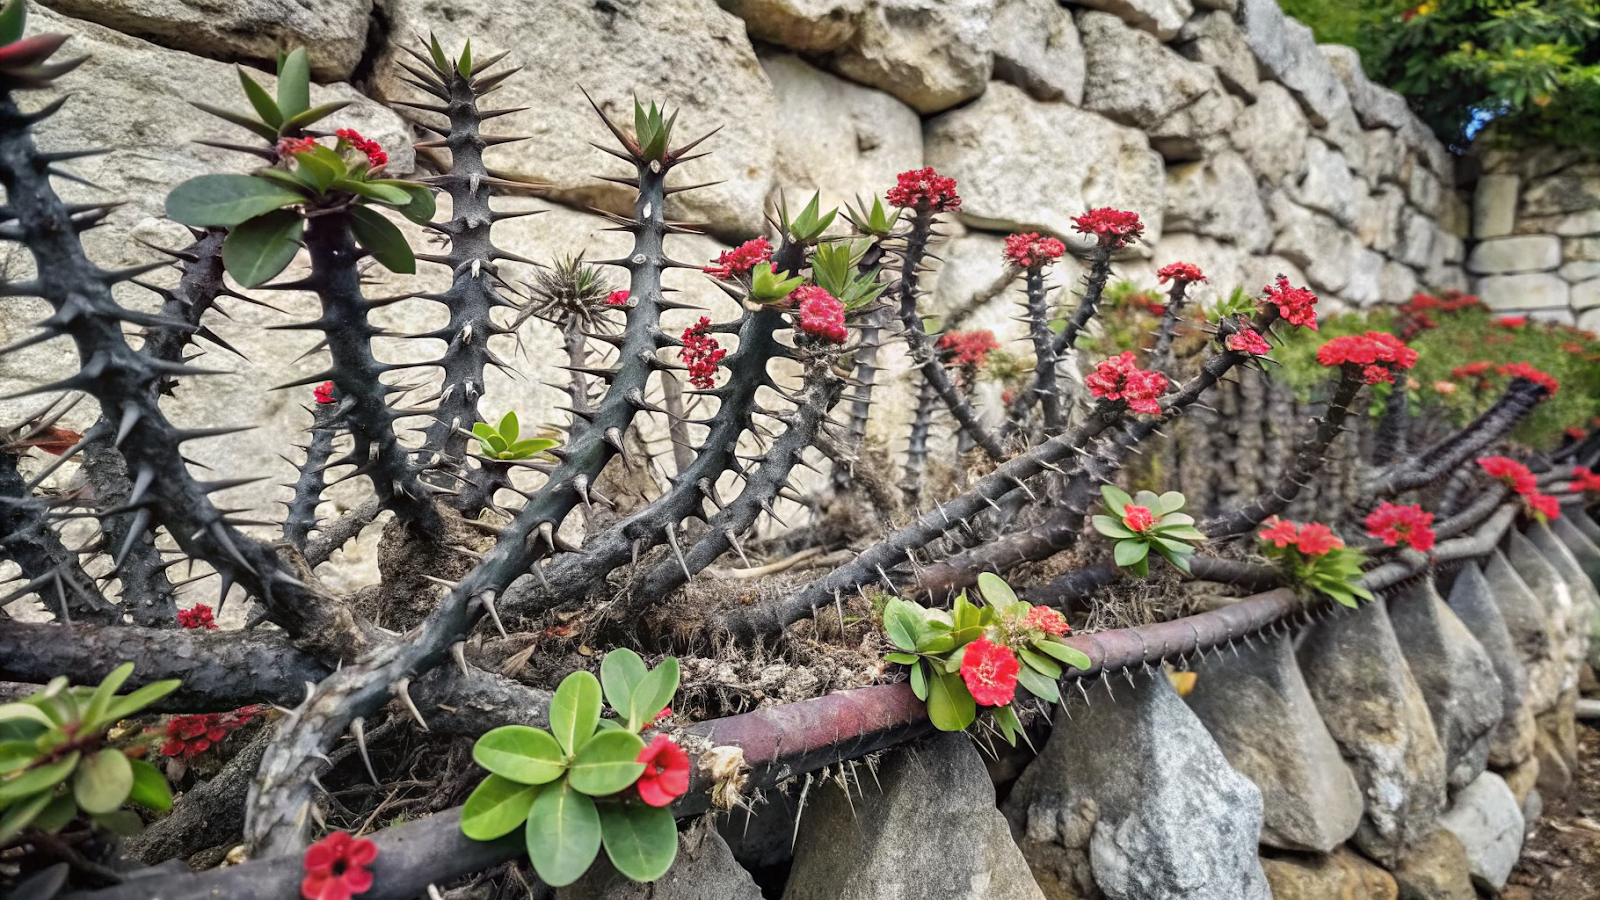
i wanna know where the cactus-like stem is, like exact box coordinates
[899,374,937,506]
[1365,378,1547,498]
[1149,278,1192,370]
[834,304,888,489]
[1022,266,1066,433]
[282,402,339,551]
[1,450,119,624]
[1002,244,1115,436]
[1372,379,1409,468]
[80,433,176,626]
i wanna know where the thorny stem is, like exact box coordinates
[1022,266,1065,433]
[1149,278,1192,370]
[1365,378,1547,499]
[282,401,339,552]
[1002,243,1115,437]
[0,450,118,623]
[900,374,938,506]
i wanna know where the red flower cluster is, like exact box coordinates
[1397,291,1480,338]
[1477,456,1536,495]
[160,706,264,759]
[1495,316,1527,328]
[1086,351,1169,415]
[1314,331,1417,384]
[1156,261,1206,284]
[1527,493,1561,520]
[1002,233,1066,269]
[1262,275,1319,330]
[792,286,848,344]
[177,604,218,630]
[1071,207,1143,249]
[1569,426,1588,440]
[1258,518,1344,556]
[703,237,773,279]
[679,317,726,389]
[1024,606,1070,635]
[1574,466,1600,494]
[886,167,961,212]
[314,381,336,405]
[605,290,629,307]
[1225,328,1271,356]
[1451,361,1491,381]
[635,734,690,807]
[1122,504,1154,533]
[937,329,1001,370]
[959,637,1020,707]
[1498,361,1559,397]
[336,129,387,168]
[1364,502,1436,552]
[301,831,378,900]
[277,136,318,157]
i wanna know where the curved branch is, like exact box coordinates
[1,449,118,624]
[1001,243,1115,437]
[1365,378,1547,499]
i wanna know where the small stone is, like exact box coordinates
[1435,772,1524,891]
[558,828,764,899]
[1231,82,1311,184]
[1288,138,1361,228]
[991,0,1086,103]
[1260,848,1398,900]
[1390,829,1478,900]
[1175,10,1258,100]
[1164,152,1272,252]
[1064,0,1193,40]
[1474,174,1520,239]
[1502,755,1540,805]
[1567,235,1600,261]
[1560,262,1600,284]
[1475,273,1570,311]
[1552,209,1600,236]
[827,0,995,114]
[1446,564,1534,767]
[720,0,863,51]
[1466,235,1562,275]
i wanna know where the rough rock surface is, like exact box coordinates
[1320,43,1412,131]
[991,0,1086,103]
[1485,550,1563,715]
[1003,671,1270,900]
[1508,531,1582,694]
[826,0,995,114]
[559,828,764,899]
[1530,521,1600,655]
[1164,152,1272,252]
[1269,192,1361,294]
[1079,11,1235,159]
[1175,10,1258,100]
[785,732,1046,900]
[1446,564,1534,767]
[1554,516,1600,587]
[1260,849,1398,900]
[1390,829,1478,900]
[1435,772,1524,891]
[1234,0,1350,126]
[720,0,863,52]
[1385,578,1501,790]
[1066,0,1193,40]
[1297,602,1447,868]
[1230,82,1310,185]
[925,82,1165,252]
[1185,632,1363,852]
[1288,138,1361,228]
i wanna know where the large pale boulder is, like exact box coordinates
[1359,185,1406,254]
[786,732,1047,900]
[1268,192,1360,295]
[1435,772,1524,892]
[1476,272,1570,311]
[1287,138,1361,228]
[1345,248,1385,306]
[379,0,777,239]
[1320,44,1413,132]
[1175,10,1258,100]
[759,54,922,214]
[1554,516,1600,587]
[1164,152,1271,252]
[1507,531,1582,694]
[1260,849,1398,900]
[1484,550,1562,715]
[1392,207,1438,270]
[1234,0,1352,127]
[38,0,372,80]
[1519,163,1600,217]
[925,82,1165,253]
[1079,11,1236,159]
[1446,564,1534,767]
[1379,260,1418,303]
[1530,521,1600,668]
[1361,128,1405,186]
[1467,236,1563,275]
[991,0,1086,104]
[720,0,863,51]
[1390,829,1478,900]
[826,0,995,114]
[1064,0,1192,40]
[1230,82,1310,184]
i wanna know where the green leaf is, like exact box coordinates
[1100,484,1133,513]
[505,438,559,459]
[992,703,1021,747]
[1157,491,1186,515]
[909,659,928,701]
[499,411,520,444]
[457,39,473,78]
[0,0,25,48]
[525,781,602,888]
[33,794,77,833]
[627,659,679,732]
[91,810,144,836]
[348,206,415,275]
[1132,490,1161,511]
[0,703,53,729]
[73,750,131,815]
[1019,648,1062,679]
[944,643,969,674]
[0,752,77,803]
[371,180,437,224]
[473,726,567,785]
[1114,539,1150,567]
[428,33,450,72]
[276,48,311,121]
[223,209,305,288]
[0,790,52,845]
[461,775,540,841]
[567,729,647,796]
[473,422,508,454]
[293,145,346,194]
[882,599,920,652]
[0,741,37,774]
[336,179,409,206]
[1153,525,1206,542]
[1091,516,1136,539]
[599,802,678,882]
[977,572,1019,611]
[166,175,305,228]
[600,649,648,722]
[125,759,171,812]
[884,652,918,665]
[1034,640,1092,672]
[1015,665,1060,704]
[190,102,280,143]
[281,101,353,132]
[237,68,282,129]
[82,663,135,733]
[550,671,603,756]
[926,671,976,732]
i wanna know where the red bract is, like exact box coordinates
[1024,606,1070,635]
[1497,362,1559,397]
[1225,328,1271,356]
[1452,361,1491,380]
[1156,261,1206,284]
[277,136,318,157]
[1262,275,1319,330]
[1477,456,1536,496]
[1572,466,1600,493]
[16,425,82,455]
[679,317,726,390]
[1002,233,1066,269]
[177,604,218,630]
[605,290,629,307]
[635,734,690,807]
[160,706,263,759]
[886,167,961,212]
[703,238,773,279]
[1314,331,1417,383]
[1258,518,1342,556]
[314,381,336,405]
[936,330,1001,370]
[1086,351,1169,415]
[1569,427,1588,440]
[336,128,387,169]
[1259,518,1299,548]
[1070,207,1143,249]
[301,831,378,900]
[1495,316,1527,328]
[792,285,848,344]
[1527,492,1561,521]
[1122,504,1154,533]
[959,637,1020,707]
[1364,502,1436,552]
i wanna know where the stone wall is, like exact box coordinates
[1468,150,1600,331]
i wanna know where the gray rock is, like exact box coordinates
[1435,772,1524,891]
[380,0,776,239]
[1360,127,1405,186]
[1551,209,1600,236]
[1568,235,1600,261]
[1288,138,1361,228]
[1003,671,1270,900]
[760,53,922,215]
[827,0,995,114]
[1164,152,1271,252]
[1529,521,1600,669]
[1390,829,1477,900]
[991,0,1086,103]
[1231,82,1310,184]
[1404,164,1443,216]
[1346,248,1385,306]
[1297,602,1447,868]
[1078,11,1235,159]
[1386,578,1501,790]
[1175,10,1258,100]
[1359,186,1406,254]
[720,0,863,51]
[925,82,1165,253]
[1065,0,1192,40]
[718,783,801,870]
[1467,235,1562,275]
[1424,262,1470,296]
[1475,272,1570,311]
[1320,44,1414,132]
[38,0,371,80]
[1484,550,1563,716]
[1474,173,1521,239]
[1535,689,1579,796]
[1380,260,1419,303]
[1234,0,1352,127]
[1553,515,1600,587]
[1522,789,1544,836]
[1519,163,1600,217]
[1581,307,1600,333]
[1575,278,1600,310]
[786,732,1046,900]
[1564,262,1600,283]
[559,827,764,899]
[1151,232,1246,297]
[1185,633,1363,852]
[1268,192,1360,294]
[1446,564,1534,767]
[1437,231,1465,265]
[1507,531,1582,696]
[1238,255,1310,300]
[1392,207,1438,270]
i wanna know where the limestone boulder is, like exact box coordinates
[1346,248,1385,306]
[1467,236,1563,275]
[1234,0,1352,127]
[1320,44,1414,132]
[1435,772,1524,892]
[925,82,1165,253]
[826,0,995,114]
[1064,0,1192,40]
[1260,849,1398,900]
[1287,138,1361,228]
[1484,550,1563,715]
[1268,192,1360,295]
[1392,207,1438,270]
[1519,163,1600,217]
[379,0,776,239]
[991,0,1086,104]
[1530,521,1600,669]
[1507,531,1581,695]
[1446,564,1534,767]
[1379,260,1418,304]
[1359,127,1404,186]
[1534,689,1579,797]
[38,0,372,80]
[1231,82,1310,185]
[1003,672,1270,900]
[1079,11,1235,159]
[1476,272,1570,312]
[1297,603,1447,868]
[1390,829,1478,900]
[1175,10,1257,100]
[1574,278,1600,309]
[559,828,764,899]
[1164,152,1271,252]
[1554,516,1600,587]
[786,732,1046,900]
[1238,255,1310,299]
[1473,173,1520,239]
[720,0,863,52]
[1359,186,1406,254]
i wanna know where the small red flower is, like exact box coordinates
[1262,275,1319,330]
[1364,502,1436,552]
[1478,456,1537,496]
[1071,207,1143,250]
[1002,233,1066,270]
[277,136,318,157]
[1023,606,1070,635]
[1315,332,1417,383]
[335,129,387,169]
[160,706,263,759]
[1156,261,1206,284]
[1527,492,1561,521]
[1496,362,1558,397]
[936,330,1001,370]
[959,637,1021,707]
[301,831,378,900]
[1086,351,1169,415]
[1122,504,1155,533]
[679,317,726,389]
[1452,361,1491,380]
[177,604,218,630]
[1572,466,1600,493]
[605,290,629,307]
[314,381,336,405]
[1292,523,1344,557]
[792,286,848,344]
[1225,328,1271,356]
[1495,316,1527,328]
[1259,518,1299,548]
[652,707,673,725]
[703,238,774,279]
[634,734,690,807]
[886,167,961,213]
[1568,426,1588,440]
